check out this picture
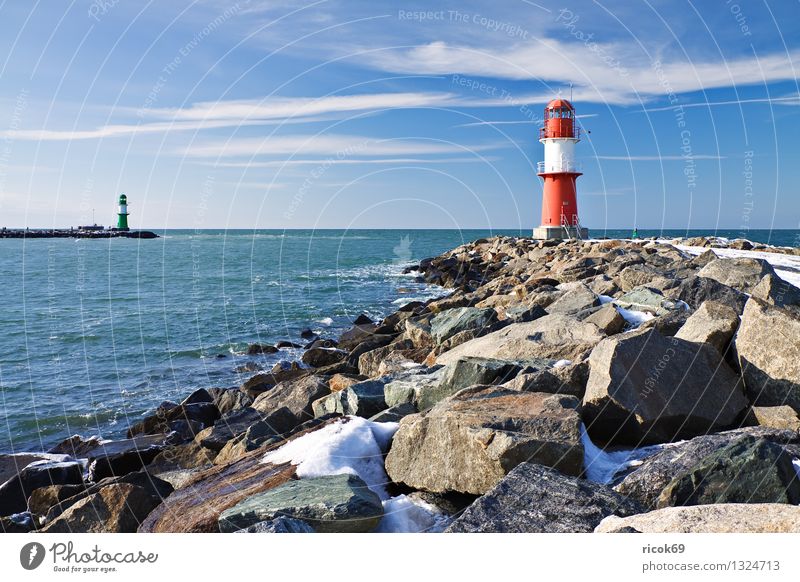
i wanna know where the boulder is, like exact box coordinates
[614,427,800,509]
[596,504,800,533]
[126,402,219,439]
[385,387,584,495]
[146,440,217,473]
[218,474,383,533]
[247,343,279,355]
[235,516,316,533]
[585,304,626,335]
[614,286,680,316]
[735,298,800,409]
[583,329,748,445]
[617,264,662,291]
[436,315,605,366]
[40,483,160,533]
[698,257,776,293]
[213,408,300,464]
[636,309,691,336]
[311,378,388,418]
[337,322,382,351]
[301,347,347,368]
[430,307,497,344]
[668,276,748,314]
[329,373,363,393]
[28,484,86,518]
[357,340,413,377]
[501,303,547,324]
[546,284,600,315]
[0,460,83,516]
[208,388,253,415]
[382,366,447,409]
[275,341,302,349]
[502,363,589,399]
[403,316,434,349]
[198,407,265,452]
[240,366,309,399]
[446,463,642,533]
[751,273,800,311]
[416,357,532,411]
[368,403,417,423]
[674,300,740,354]
[47,435,104,457]
[252,375,330,425]
[655,436,800,508]
[747,405,800,431]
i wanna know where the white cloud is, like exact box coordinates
[595,155,726,161]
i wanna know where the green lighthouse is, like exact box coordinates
[116,194,129,231]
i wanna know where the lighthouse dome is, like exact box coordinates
[546,98,575,110]
[119,194,127,203]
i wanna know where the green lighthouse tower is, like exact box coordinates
[116,194,129,231]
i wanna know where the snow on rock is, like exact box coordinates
[793,458,800,481]
[375,494,451,533]
[581,425,667,484]
[598,294,655,329]
[553,359,573,368]
[675,243,800,290]
[261,416,398,499]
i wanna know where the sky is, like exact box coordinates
[0,0,798,231]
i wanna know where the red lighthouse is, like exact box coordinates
[533,99,588,240]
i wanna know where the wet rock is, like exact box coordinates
[430,307,497,344]
[247,343,279,355]
[126,402,220,439]
[47,435,104,458]
[385,387,583,495]
[207,387,253,415]
[436,315,605,365]
[301,347,347,368]
[698,257,776,293]
[446,463,642,533]
[614,427,800,509]
[40,483,160,533]
[596,504,800,533]
[735,298,800,409]
[275,341,302,349]
[0,459,84,516]
[674,300,740,354]
[656,436,800,508]
[304,337,337,349]
[218,474,383,533]
[300,328,317,339]
[240,365,309,399]
[583,329,747,445]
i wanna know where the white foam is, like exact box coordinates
[316,317,334,326]
[261,416,398,499]
[581,425,667,484]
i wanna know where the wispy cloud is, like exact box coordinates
[595,155,726,161]
[637,94,800,113]
[212,156,492,167]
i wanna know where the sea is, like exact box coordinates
[1,228,798,453]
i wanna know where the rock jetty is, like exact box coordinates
[2,235,800,533]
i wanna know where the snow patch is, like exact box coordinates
[598,295,615,305]
[793,458,800,481]
[261,416,398,499]
[553,359,573,368]
[581,425,667,484]
[375,494,451,533]
[615,305,655,327]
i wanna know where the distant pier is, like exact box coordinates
[0,227,159,239]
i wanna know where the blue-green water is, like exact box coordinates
[1,229,798,452]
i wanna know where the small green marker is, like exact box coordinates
[117,193,129,231]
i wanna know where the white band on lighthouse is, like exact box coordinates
[119,205,128,213]
[540,138,579,174]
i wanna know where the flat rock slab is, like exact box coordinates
[235,516,316,533]
[596,504,800,533]
[0,459,84,517]
[218,474,383,533]
[583,328,747,445]
[136,423,350,532]
[698,257,776,294]
[430,307,498,344]
[436,315,605,366]
[385,387,583,495]
[446,463,642,533]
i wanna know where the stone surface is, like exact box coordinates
[198,407,265,452]
[614,427,800,509]
[328,373,363,393]
[546,284,600,315]
[436,315,605,366]
[585,304,626,335]
[127,402,219,439]
[301,347,347,368]
[748,405,800,431]
[218,474,383,533]
[446,463,642,533]
[751,273,800,311]
[655,436,800,508]
[674,300,740,354]
[311,377,388,418]
[385,387,583,495]
[595,504,800,533]
[430,307,497,344]
[0,460,84,516]
[240,366,309,400]
[669,276,748,314]
[40,483,160,533]
[235,516,315,533]
[252,375,331,426]
[583,329,747,445]
[735,297,800,409]
[698,257,776,293]
[614,286,680,316]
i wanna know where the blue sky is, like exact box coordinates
[0,0,798,231]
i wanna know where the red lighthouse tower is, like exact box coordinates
[533,99,588,240]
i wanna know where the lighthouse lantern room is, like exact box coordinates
[116,194,130,231]
[533,99,589,240]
